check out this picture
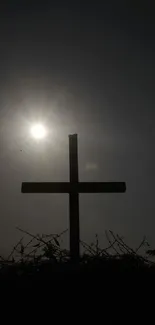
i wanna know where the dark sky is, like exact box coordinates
[0,1,155,254]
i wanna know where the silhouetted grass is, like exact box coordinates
[0,228,155,287]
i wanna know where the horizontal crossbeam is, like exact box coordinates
[22,182,126,194]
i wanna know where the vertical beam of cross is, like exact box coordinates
[69,134,80,260]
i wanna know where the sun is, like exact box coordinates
[30,124,47,140]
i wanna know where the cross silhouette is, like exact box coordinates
[21,134,126,260]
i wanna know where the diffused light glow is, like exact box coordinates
[31,124,47,139]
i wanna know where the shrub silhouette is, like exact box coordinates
[0,228,155,284]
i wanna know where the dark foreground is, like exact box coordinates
[1,229,155,289]
[1,255,155,289]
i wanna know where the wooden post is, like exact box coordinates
[69,134,80,260]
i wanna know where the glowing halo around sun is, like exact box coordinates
[30,124,47,140]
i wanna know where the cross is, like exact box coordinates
[21,134,126,261]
